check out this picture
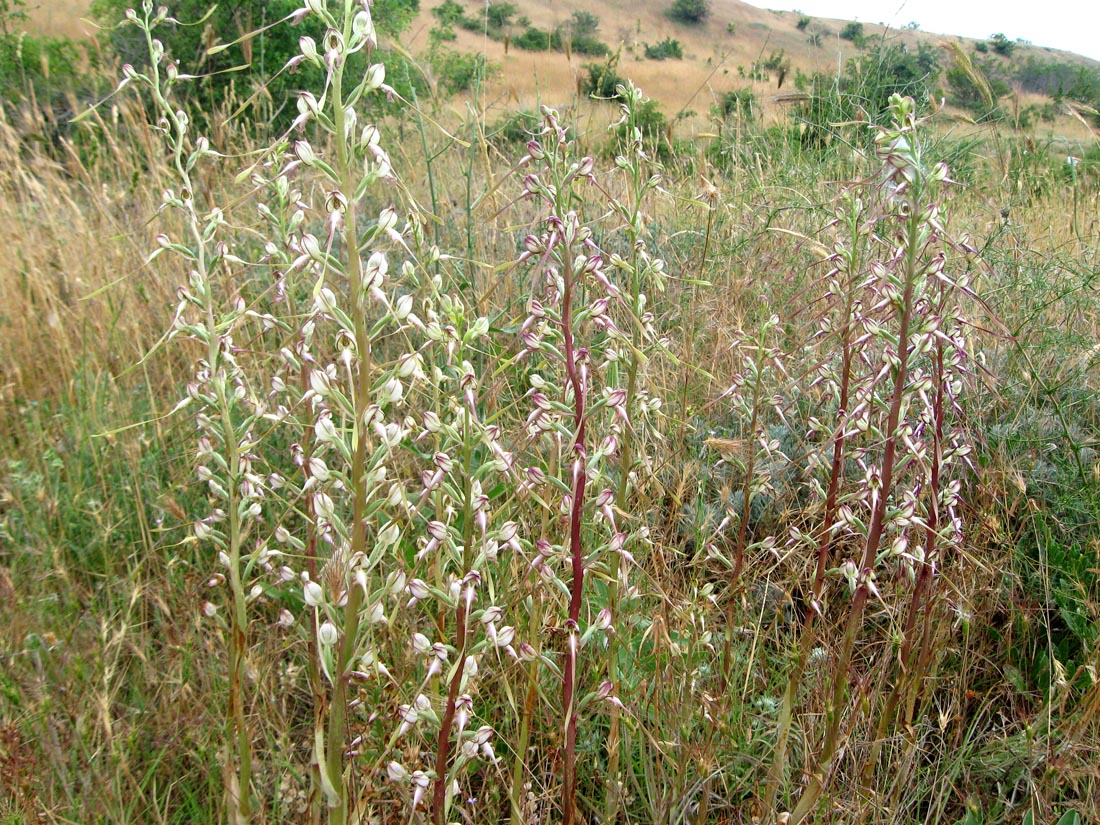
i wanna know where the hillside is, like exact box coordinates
[398,0,1100,141]
[21,0,1100,143]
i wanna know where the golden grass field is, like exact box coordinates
[25,0,95,39]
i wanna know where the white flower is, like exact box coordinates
[303,580,324,607]
[319,621,338,646]
[313,492,335,521]
[386,761,407,782]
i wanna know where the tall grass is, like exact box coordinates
[2,2,1099,824]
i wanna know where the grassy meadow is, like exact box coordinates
[2,2,1100,824]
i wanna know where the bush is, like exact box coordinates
[486,1,517,30]
[989,32,1015,56]
[714,88,756,120]
[90,0,421,128]
[840,21,864,42]
[946,64,1009,116]
[487,108,540,147]
[512,26,555,51]
[0,29,98,134]
[645,37,683,60]
[512,16,608,56]
[570,34,609,56]
[613,95,674,162]
[431,0,465,27]
[796,43,941,149]
[667,0,710,25]
[562,11,609,56]
[796,15,811,31]
[582,58,626,100]
[433,49,494,95]
[0,0,27,35]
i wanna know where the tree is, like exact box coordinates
[667,0,710,25]
[570,10,600,37]
[486,2,517,31]
[840,22,864,42]
[989,32,1016,57]
[432,0,466,27]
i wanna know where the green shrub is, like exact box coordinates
[796,15,811,31]
[988,32,1015,56]
[512,26,554,51]
[667,0,710,25]
[433,48,493,95]
[562,11,608,56]
[487,108,540,147]
[581,58,625,100]
[569,35,609,56]
[613,95,674,162]
[714,87,755,120]
[90,0,420,128]
[486,1,517,31]
[946,65,1009,116]
[796,43,940,149]
[0,30,98,134]
[644,37,683,60]
[0,0,27,36]
[510,12,608,56]
[839,21,864,42]
[432,0,465,26]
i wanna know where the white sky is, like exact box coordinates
[744,0,1100,62]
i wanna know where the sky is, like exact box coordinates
[743,0,1100,62]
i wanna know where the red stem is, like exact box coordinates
[560,253,587,825]
[432,602,469,823]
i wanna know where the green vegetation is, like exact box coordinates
[0,0,98,119]
[509,9,609,55]
[840,20,865,46]
[667,0,710,25]
[3,2,1100,825]
[644,36,683,60]
[989,32,1016,57]
[89,0,421,127]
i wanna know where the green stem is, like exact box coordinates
[325,34,371,824]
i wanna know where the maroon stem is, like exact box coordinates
[432,602,469,823]
[900,339,945,716]
[560,252,587,825]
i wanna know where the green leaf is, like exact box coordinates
[1054,812,1081,825]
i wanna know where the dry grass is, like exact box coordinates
[400,0,1100,134]
[0,103,180,415]
[24,0,95,39]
